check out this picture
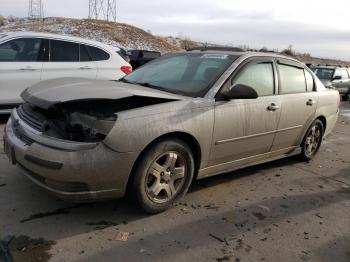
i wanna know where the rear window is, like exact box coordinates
[279,64,306,94]
[50,40,79,62]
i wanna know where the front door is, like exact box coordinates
[209,58,281,166]
[0,37,43,106]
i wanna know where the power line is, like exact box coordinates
[28,0,44,19]
[88,0,116,22]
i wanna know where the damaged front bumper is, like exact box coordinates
[4,110,139,202]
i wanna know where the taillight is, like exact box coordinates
[121,65,132,75]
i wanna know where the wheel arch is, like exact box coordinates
[125,131,202,194]
[316,115,327,132]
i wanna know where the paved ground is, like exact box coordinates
[0,103,349,262]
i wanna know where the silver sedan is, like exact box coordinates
[3,50,340,213]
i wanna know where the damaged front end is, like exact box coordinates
[16,96,174,144]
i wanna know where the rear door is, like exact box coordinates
[271,59,318,151]
[210,58,281,165]
[0,37,44,106]
[41,39,97,81]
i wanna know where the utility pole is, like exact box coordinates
[28,0,44,19]
[89,0,117,22]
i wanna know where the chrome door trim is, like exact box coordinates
[215,125,303,145]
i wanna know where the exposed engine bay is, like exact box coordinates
[17,97,174,142]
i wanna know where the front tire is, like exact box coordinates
[132,139,195,213]
[300,119,324,161]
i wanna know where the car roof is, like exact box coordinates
[1,31,120,51]
[186,49,302,63]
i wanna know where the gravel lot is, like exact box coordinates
[0,103,349,262]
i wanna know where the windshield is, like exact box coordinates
[124,53,238,97]
[312,68,334,80]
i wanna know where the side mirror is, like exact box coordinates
[332,75,341,81]
[221,84,258,100]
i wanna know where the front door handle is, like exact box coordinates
[306,99,316,106]
[19,66,37,71]
[79,66,93,70]
[267,103,279,111]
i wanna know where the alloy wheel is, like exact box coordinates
[145,151,186,203]
[304,125,321,157]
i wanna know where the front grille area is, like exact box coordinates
[17,104,46,131]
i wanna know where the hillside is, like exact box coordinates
[0,17,181,53]
[1,17,350,66]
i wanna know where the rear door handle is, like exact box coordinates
[306,99,316,106]
[19,66,37,71]
[79,66,93,70]
[267,103,279,111]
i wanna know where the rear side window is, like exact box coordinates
[278,64,306,94]
[79,44,91,62]
[0,38,42,62]
[50,40,79,62]
[86,46,110,61]
[232,62,275,96]
[305,70,314,92]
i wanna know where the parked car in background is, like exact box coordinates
[0,32,132,114]
[4,51,339,213]
[115,47,131,64]
[311,65,350,101]
[128,49,161,69]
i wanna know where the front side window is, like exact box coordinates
[232,62,274,96]
[278,64,306,94]
[0,38,42,62]
[124,53,237,97]
[50,40,79,62]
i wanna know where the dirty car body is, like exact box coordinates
[4,51,339,206]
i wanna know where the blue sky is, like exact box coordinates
[2,0,350,60]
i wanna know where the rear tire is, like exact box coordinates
[132,139,195,213]
[300,119,324,161]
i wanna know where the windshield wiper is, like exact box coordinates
[136,82,163,89]
[136,82,187,96]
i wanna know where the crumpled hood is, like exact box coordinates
[21,77,185,109]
